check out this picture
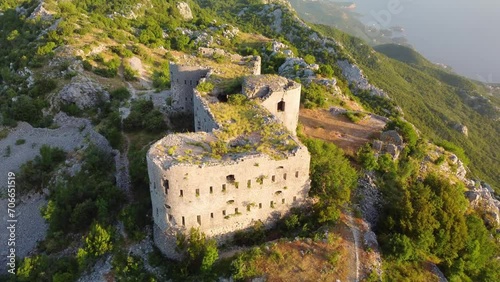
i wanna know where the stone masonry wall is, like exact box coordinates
[193,90,220,132]
[147,145,310,258]
[169,63,210,113]
[259,83,301,135]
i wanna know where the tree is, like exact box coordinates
[424,175,468,269]
[200,240,218,273]
[318,64,334,78]
[304,54,316,65]
[177,228,219,273]
[358,144,378,171]
[77,223,113,268]
[304,138,358,207]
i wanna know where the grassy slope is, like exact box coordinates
[315,25,499,188]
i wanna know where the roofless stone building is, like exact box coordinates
[147,54,310,259]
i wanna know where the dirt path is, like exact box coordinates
[114,133,132,200]
[345,211,360,282]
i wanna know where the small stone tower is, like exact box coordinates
[243,75,301,135]
[169,63,210,113]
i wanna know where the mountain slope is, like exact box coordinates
[313,25,499,189]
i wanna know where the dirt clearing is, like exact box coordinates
[299,108,387,155]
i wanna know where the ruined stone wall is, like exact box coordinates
[259,83,301,135]
[193,90,220,132]
[147,145,310,258]
[170,64,210,113]
[251,56,262,75]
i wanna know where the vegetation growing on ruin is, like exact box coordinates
[208,94,298,160]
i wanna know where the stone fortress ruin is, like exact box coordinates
[147,50,311,259]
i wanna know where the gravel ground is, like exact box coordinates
[0,112,112,274]
[77,256,113,282]
[0,193,48,273]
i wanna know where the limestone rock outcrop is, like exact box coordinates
[372,130,405,159]
[337,60,389,99]
[57,76,110,109]
[176,2,193,21]
[356,173,382,228]
[452,122,468,136]
[466,182,500,228]
[28,1,54,21]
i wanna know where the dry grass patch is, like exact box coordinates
[299,108,386,156]
[252,236,349,282]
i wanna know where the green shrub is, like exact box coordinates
[304,54,316,65]
[82,60,93,71]
[434,155,445,165]
[357,144,378,171]
[344,111,367,123]
[17,145,66,194]
[110,87,131,101]
[435,140,470,165]
[196,81,215,93]
[318,64,334,78]
[112,251,155,281]
[301,82,328,108]
[123,63,138,81]
[176,228,219,274]
[77,223,113,269]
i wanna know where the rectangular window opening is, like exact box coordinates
[283,173,287,180]
[247,180,251,188]
[210,186,213,194]
[163,179,169,194]
[222,184,226,192]
[197,215,201,225]
[180,190,183,197]
[196,189,200,197]
[259,203,262,209]
[210,213,214,219]
[295,171,299,178]
[293,196,297,202]
[235,208,239,214]
[182,216,185,226]
[168,214,173,221]
[282,198,285,204]
[222,210,226,216]
[277,100,286,112]
[272,175,276,182]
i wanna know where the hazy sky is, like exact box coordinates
[351,0,500,82]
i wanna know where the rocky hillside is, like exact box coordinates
[0,0,498,281]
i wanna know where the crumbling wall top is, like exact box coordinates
[243,75,300,100]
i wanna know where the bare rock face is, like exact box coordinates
[176,2,193,21]
[57,76,109,109]
[357,173,382,228]
[337,60,389,99]
[466,182,500,228]
[452,123,468,136]
[28,0,54,21]
[373,130,405,159]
